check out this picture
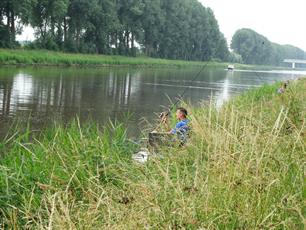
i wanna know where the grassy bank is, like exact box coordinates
[0,49,227,68]
[0,79,305,228]
[0,49,291,70]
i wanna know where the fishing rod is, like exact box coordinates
[158,61,210,119]
[156,41,267,129]
[245,42,265,82]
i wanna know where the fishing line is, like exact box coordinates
[158,61,210,119]
[171,62,210,107]
[156,41,267,126]
[244,41,266,81]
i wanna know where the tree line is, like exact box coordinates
[231,28,306,66]
[0,0,229,61]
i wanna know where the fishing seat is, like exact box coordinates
[148,132,174,149]
[148,130,190,151]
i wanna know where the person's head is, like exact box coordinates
[176,107,188,120]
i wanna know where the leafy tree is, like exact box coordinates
[231,28,306,66]
[117,0,145,56]
[0,0,33,48]
[65,0,95,51]
[140,0,164,57]
[1,0,232,61]
[84,0,119,54]
[29,0,69,50]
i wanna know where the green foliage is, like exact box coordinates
[228,51,243,63]
[0,0,34,48]
[0,0,230,61]
[155,1,229,61]
[231,28,306,66]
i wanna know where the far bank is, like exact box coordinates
[0,49,292,70]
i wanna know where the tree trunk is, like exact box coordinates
[6,4,11,44]
[131,33,136,56]
[114,32,118,49]
[56,23,63,48]
[43,18,48,40]
[131,33,134,50]
[125,31,129,49]
[63,17,67,42]
[6,11,10,29]
[10,11,15,42]
[51,17,55,37]
[76,28,80,50]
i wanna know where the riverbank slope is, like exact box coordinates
[0,49,225,68]
[0,79,305,228]
[0,48,290,69]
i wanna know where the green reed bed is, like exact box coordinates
[0,49,227,68]
[0,79,305,229]
[0,49,292,70]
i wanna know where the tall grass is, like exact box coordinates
[0,48,289,70]
[0,79,305,229]
[0,49,226,68]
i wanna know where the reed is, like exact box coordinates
[0,79,305,229]
[0,48,289,70]
[0,49,225,68]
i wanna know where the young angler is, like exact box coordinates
[161,107,190,144]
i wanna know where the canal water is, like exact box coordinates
[0,66,305,136]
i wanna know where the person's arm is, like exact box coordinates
[161,115,171,131]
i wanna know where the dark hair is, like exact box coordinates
[177,107,188,117]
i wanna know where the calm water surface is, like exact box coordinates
[0,66,305,136]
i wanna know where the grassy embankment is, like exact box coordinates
[0,49,226,68]
[0,79,305,228]
[0,48,291,69]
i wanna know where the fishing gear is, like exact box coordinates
[245,41,266,81]
[156,41,267,126]
[158,61,210,119]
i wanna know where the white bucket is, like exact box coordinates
[132,149,150,164]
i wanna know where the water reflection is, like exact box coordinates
[215,71,231,108]
[0,67,304,136]
[0,77,12,116]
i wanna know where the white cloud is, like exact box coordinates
[200,0,306,51]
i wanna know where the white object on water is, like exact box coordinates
[132,149,150,164]
[227,65,235,70]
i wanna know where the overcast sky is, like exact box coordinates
[18,0,306,51]
[200,0,306,51]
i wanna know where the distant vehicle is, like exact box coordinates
[227,65,235,70]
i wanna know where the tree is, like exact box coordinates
[1,0,231,62]
[231,28,306,66]
[84,0,119,54]
[30,0,69,50]
[0,0,33,48]
[65,0,94,51]
[117,0,145,56]
[140,0,164,57]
